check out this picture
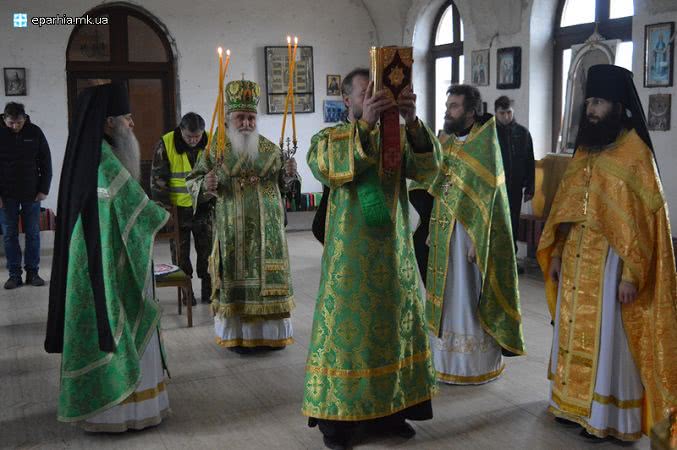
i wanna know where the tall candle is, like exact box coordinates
[291,36,298,143]
[280,36,292,146]
[218,48,227,158]
[223,49,231,81]
[207,47,224,157]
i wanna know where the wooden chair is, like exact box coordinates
[154,204,194,327]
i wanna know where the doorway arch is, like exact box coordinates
[66,3,177,189]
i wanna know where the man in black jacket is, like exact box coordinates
[0,102,52,289]
[495,96,534,273]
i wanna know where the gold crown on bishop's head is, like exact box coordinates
[226,79,261,113]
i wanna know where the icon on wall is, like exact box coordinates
[326,74,341,96]
[496,47,521,90]
[4,68,27,96]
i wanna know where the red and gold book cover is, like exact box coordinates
[370,46,413,174]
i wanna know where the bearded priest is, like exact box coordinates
[538,64,677,441]
[187,79,295,354]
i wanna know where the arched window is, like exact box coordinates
[552,0,633,148]
[66,4,176,183]
[431,1,464,133]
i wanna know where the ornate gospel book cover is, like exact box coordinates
[370,46,413,174]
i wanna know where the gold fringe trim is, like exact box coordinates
[211,298,295,318]
[215,337,294,348]
[306,351,430,379]
[549,406,643,441]
[436,365,504,385]
[260,288,291,296]
[238,312,291,322]
[302,395,433,422]
[120,381,166,405]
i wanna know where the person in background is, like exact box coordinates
[495,95,534,273]
[0,102,52,289]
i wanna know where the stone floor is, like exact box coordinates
[1,231,649,449]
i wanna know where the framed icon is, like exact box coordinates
[644,22,674,88]
[4,68,27,96]
[496,47,521,90]
[264,46,315,114]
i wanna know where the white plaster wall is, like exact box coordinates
[527,0,556,158]
[634,1,677,217]
[0,0,380,209]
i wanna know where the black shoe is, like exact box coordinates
[579,429,609,442]
[4,277,23,289]
[200,277,212,304]
[25,271,45,286]
[392,420,416,439]
[227,346,255,355]
[555,417,579,428]
[263,345,286,351]
[322,435,349,450]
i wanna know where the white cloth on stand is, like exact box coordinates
[430,221,504,384]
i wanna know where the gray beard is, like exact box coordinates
[111,120,141,181]
[227,125,260,160]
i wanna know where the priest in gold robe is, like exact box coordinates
[538,65,677,441]
[187,80,294,353]
[302,68,439,449]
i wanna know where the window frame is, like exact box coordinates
[552,0,632,151]
[428,0,464,127]
[65,5,176,135]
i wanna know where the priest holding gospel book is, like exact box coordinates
[302,52,441,450]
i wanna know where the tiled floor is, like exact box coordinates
[0,231,649,449]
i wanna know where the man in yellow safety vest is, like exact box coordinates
[151,112,213,303]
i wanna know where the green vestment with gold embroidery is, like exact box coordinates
[426,118,526,355]
[58,141,169,422]
[302,120,439,421]
[186,133,294,320]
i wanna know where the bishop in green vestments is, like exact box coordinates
[302,68,439,449]
[187,80,294,353]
